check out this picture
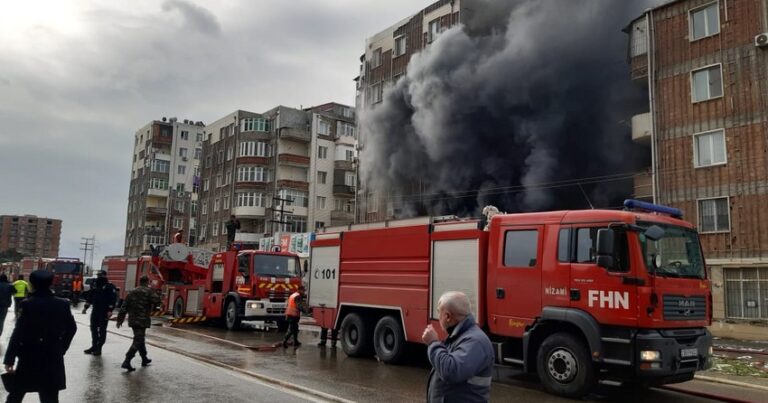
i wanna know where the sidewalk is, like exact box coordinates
[699,337,768,390]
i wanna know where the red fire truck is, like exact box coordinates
[19,257,53,278]
[308,200,712,398]
[180,249,304,330]
[43,257,85,299]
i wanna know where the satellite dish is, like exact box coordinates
[166,243,189,262]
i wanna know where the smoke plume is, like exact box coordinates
[359,0,655,217]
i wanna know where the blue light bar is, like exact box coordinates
[623,199,683,219]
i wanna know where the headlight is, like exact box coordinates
[640,350,661,361]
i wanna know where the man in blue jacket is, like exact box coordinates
[422,291,494,403]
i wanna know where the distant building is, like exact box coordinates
[124,118,205,256]
[196,103,357,251]
[0,215,61,258]
[356,0,473,222]
[626,0,768,335]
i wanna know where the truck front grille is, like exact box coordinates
[663,295,706,321]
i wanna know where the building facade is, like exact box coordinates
[355,0,473,222]
[626,0,768,335]
[124,118,204,256]
[0,215,61,257]
[196,104,357,251]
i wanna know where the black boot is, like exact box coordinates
[121,359,136,372]
[91,349,102,356]
[141,357,152,367]
[84,348,94,355]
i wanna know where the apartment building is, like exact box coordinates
[355,0,473,222]
[124,118,204,256]
[196,103,357,251]
[626,0,768,337]
[0,215,61,257]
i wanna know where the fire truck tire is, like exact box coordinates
[373,316,405,364]
[340,313,372,357]
[173,298,184,318]
[225,300,241,331]
[536,332,596,398]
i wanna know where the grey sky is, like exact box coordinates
[0,0,430,266]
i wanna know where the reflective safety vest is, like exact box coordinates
[72,280,82,292]
[285,292,301,318]
[12,280,28,298]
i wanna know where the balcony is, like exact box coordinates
[232,206,266,218]
[278,153,310,167]
[145,207,168,217]
[333,185,355,196]
[633,172,653,202]
[234,232,263,243]
[331,210,355,224]
[277,180,309,191]
[279,128,311,143]
[148,188,169,197]
[631,113,651,143]
[334,160,354,171]
[236,156,272,166]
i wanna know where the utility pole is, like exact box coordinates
[80,236,95,276]
[270,191,294,240]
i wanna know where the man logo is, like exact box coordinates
[678,300,696,308]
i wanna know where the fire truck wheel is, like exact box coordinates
[373,316,405,364]
[340,313,372,357]
[536,332,596,398]
[225,300,241,331]
[173,298,184,318]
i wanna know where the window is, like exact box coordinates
[227,147,233,161]
[316,196,326,209]
[694,129,726,167]
[202,201,208,215]
[151,160,170,173]
[203,179,210,191]
[698,197,730,232]
[279,189,309,207]
[200,224,207,239]
[190,201,197,214]
[241,118,271,132]
[177,165,186,175]
[224,171,231,185]
[216,174,222,187]
[218,150,224,163]
[193,166,200,177]
[236,192,266,207]
[278,215,307,233]
[346,150,355,162]
[341,108,354,119]
[690,2,719,41]
[574,227,629,272]
[149,178,168,190]
[212,222,219,237]
[239,141,269,157]
[196,133,203,142]
[214,198,220,212]
[173,217,183,229]
[174,200,185,212]
[317,171,327,184]
[428,20,441,43]
[724,268,768,319]
[344,172,356,187]
[558,228,570,262]
[206,155,212,168]
[394,35,407,57]
[315,221,325,230]
[372,83,383,104]
[179,148,188,158]
[338,122,355,137]
[691,65,723,102]
[223,196,230,210]
[180,131,189,140]
[194,148,202,159]
[318,119,331,135]
[371,48,382,67]
[176,183,185,192]
[318,146,328,159]
[237,166,269,182]
[503,230,539,267]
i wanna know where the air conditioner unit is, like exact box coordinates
[756,33,768,48]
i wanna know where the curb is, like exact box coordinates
[694,374,768,392]
[76,320,354,403]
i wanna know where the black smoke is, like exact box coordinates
[359,0,656,217]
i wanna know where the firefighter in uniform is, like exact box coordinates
[282,285,307,348]
[116,276,161,371]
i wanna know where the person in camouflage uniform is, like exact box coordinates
[116,276,161,372]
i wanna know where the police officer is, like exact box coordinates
[11,275,29,317]
[3,270,77,403]
[282,285,307,348]
[82,271,117,356]
[116,276,161,371]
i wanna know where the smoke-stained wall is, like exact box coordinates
[359,0,657,217]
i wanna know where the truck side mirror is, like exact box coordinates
[596,229,615,270]
[303,261,308,274]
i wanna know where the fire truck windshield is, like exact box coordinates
[49,262,82,274]
[253,255,299,278]
[638,222,705,279]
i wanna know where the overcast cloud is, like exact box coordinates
[0,0,430,267]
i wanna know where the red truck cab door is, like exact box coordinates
[488,225,544,337]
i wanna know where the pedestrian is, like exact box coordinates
[317,327,338,348]
[0,274,14,336]
[422,291,494,403]
[3,270,77,403]
[82,271,117,356]
[282,285,307,348]
[116,275,161,371]
[174,229,183,244]
[225,215,240,249]
[11,275,29,318]
[70,277,82,307]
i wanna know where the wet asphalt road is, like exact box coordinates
[0,307,762,402]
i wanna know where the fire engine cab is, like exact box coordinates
[309,200,712,398]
